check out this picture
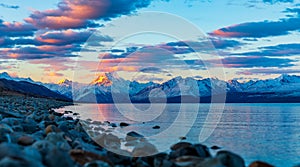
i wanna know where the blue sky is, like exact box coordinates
[0,0,299,83]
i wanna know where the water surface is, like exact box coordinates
[57,103,300,166]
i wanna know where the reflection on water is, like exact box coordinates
[57,103,300,166]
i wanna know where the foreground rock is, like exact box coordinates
[0,94,291,167]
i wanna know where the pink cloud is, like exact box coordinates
[24,0,152,30]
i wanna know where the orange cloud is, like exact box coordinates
[47,71,64,77]
[37,45,73,52]
[210,29,244,38]
[25,16,88,29]
[8,53,20,59]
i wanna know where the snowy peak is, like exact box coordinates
[90,73,113,86]
[0,72,12,80]
[57,79,72,85]
[0,72,34,83]
[277,74,300,83]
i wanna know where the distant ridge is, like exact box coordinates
[0,78,71,101]
[1,72,300,103]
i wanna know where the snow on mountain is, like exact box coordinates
[0,72,35,83]
[0,72,12,80]
[44,80,73,99]
[1,71,300,102]
[239,74,300,93]
[73,73,157,102]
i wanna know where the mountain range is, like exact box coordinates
[0,72,70,101]
[1,72,300,103]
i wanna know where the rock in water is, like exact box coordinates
[249,161,274,167]
[174,155,205,167]
[216,150,245,167]
[152,125,160,129]
[171,142,192,151]
[120,122,130,127]
[211,145,221,150]
[93,133,121,150]
[126,131,144,141]
[132,141,158,157]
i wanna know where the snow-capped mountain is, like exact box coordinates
[44,79,73,99]
[72,73,158,102]
[1,72,300,102]
[235,74,300,94]
[0,72,35,83]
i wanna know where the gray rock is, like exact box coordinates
[94,133,121,150]
[45,132,71,151]
[216,151,245,167]
[193,144,211,158]
[1,118,22,126]
[44,148,75,167]
[0,143,22,159]
[17,135,36,146]
[32,140,56,156]
[23,147,43,162]
[57,121,69,132]
[174,155,205,167]
[0,110,24,118]
[170,143,211,159]
[171,142,192,151]
[0,156,28,167]
[22,121,39,134]
[126,131,144,141]
[153,153,174,167]
[132,141,158,157]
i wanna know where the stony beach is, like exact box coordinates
[0,94,292,167]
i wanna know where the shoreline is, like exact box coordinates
[0,94,290,166]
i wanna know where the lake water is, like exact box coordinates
[57,103,300,166]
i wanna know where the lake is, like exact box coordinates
[56,103,300,166]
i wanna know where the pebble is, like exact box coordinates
[45,125,61,134]
[211,145,221,150]
[17,135,36,146]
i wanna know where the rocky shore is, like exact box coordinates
[0,94,293,167]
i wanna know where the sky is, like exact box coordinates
[0,0,300,83]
